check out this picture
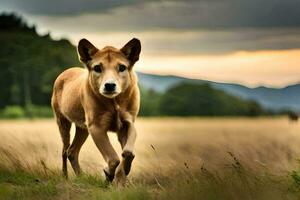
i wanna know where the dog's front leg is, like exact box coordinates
[88,123,120,182]
[123,123,137,157]
[115,121,137,187]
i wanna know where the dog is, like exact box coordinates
[51,38,141,187]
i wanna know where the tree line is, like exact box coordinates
[140,83,264,116]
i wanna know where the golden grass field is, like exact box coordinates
[1,117,300,199]
[1,117,300,173]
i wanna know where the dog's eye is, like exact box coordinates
[118,64,127,72]
[93,64,102,73]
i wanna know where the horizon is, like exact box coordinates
[137,70,300,90]
[1,0,300,88]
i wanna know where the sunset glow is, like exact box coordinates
[136,49,300,87]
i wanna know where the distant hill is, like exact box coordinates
[157,83,264,116]
[137,72,300,111]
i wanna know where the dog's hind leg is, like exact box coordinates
[56,115,71,178]
[67,126,89,176]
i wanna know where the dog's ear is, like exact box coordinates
[77,39,98,64]
[121,38,141,68]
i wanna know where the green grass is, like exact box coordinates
[1,153,300,200]
[0,169,60,200]
[0,168,151,200]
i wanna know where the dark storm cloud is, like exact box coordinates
[1,0,300,54]
[0,0,146,15]
[1,0,300,28]
[138,28,300,54]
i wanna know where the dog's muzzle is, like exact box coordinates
[104,83,116,92]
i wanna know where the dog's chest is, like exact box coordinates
[109,109,123,132]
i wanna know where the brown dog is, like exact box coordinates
[51,38,141,186]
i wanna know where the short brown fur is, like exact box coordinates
[51,38,141,187]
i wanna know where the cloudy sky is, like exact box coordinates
[1,0,300,87]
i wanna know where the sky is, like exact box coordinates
[1,0,300,87]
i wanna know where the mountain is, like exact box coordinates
[137,72,300,111]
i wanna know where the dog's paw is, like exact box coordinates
[103,168,114,182]
[122,150,135,175]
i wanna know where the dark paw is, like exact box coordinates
[122,150,135,175]
[122,150,135,159]
[103,168,114,182]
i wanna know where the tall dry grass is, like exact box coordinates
[1,117,300,199]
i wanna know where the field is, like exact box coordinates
[1,117,300,199]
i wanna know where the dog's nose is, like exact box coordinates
[104,83,116,92]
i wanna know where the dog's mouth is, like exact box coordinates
[101,91,119,98]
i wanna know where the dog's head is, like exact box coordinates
[77,38,141,98]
